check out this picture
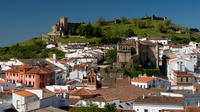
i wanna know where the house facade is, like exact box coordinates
[5,65,55,88]
[131,76,171,89]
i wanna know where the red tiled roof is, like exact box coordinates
[174,71,192,76]
[0,80,7,84]
[116,78,131,86]
[6,65,54,74]
[94,85,153,102]
[69,98,80,105]
[70,88,98,96]
[132,77,156,83]
[47,58,56,61]
[25,67,54,74]
[14,90,36,97]
[186,106,200,112]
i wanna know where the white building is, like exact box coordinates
[167,58,195,84]
[131,76,171,89]
[133,96,184,112]
[0,58,23,71]
[149,37,170,45]
[12,88,64,112]
[46,85,69,107]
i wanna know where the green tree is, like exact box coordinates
[69,104,117,112]
[106,48,117,64]
[93,27,102,37]
[121,16,128,24]
[69,27,77,35]
[124,29,135,37]
[77,24,85,36]
[84,24,94,38]
[77,24,94,38]
[102,104,117,112]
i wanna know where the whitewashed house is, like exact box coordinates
[149,37,170,45]
[133,96,184,112]
[167,58,196,85]
[131,76,171,89]
[12,88,62,112]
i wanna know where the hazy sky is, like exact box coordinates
[0,0,199,47]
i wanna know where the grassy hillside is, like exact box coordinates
[0,37,65,61]
[92,18,200,43]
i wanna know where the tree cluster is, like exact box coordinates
[69,24,102,38]
[106,48,117,64]
[69,104,117,112]
[125,64,159,78]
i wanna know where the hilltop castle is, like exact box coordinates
[43,17,80,38]
[141,14,167,20]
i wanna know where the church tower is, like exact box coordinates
[87,68,97,90]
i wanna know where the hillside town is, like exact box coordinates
[0,16,200,112]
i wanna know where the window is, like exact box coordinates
[40,75,44,79]
[16,100,20,109]
[40,82,44,88]
[181,77,183,82]
[144,109,148,112]
[186,77,188,82]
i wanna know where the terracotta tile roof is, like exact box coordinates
[186,106,200,112]
[18,64,32,69]
[14,90,36,97]
[161,109,184,112]
[42,88,56,99]
[174,71,192,76]
[132,77,156,83]
[85,96,107,102]
[116,78,131,87]
[134,96,184,105]
[6,64,54,74]
[69,98,81,105]
[0,80,7,84]
[25,67,54,74]
[70,87,98,96]
[94,85,153,102]
[47,58,56,61]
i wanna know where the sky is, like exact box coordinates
[0,0,200,47]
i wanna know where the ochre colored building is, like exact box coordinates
[5,65,55,88]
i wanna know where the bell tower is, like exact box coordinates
[87,68,97,90]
